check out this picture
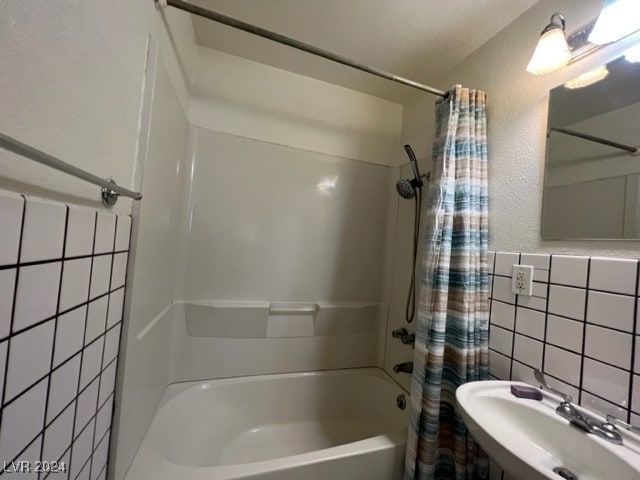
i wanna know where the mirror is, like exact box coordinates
[541,53,640,240]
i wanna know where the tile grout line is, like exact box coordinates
[38,205,70,480]
[89,216,118,480]
[577,258,591,407]
[626,261,639,423]
[68,210,98,479]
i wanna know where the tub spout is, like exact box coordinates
[393,362,413,374]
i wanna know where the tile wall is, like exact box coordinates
[0,191,130,480]
[487,250,640,479]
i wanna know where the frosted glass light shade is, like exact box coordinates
[564,66,609,89]
[625,43,640,62]
[527,28,572,74]
[588,0,640,45]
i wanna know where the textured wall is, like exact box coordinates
[401,0,640,256]
[0,1,196,214]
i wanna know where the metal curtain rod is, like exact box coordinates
[157,0,448,98]
[0,132,143,206]
[550,127,639,154]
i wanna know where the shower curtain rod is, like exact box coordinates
[156,0,448,98]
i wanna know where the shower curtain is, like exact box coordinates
[404,85,489,480]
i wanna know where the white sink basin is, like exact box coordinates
[456,381,640,480]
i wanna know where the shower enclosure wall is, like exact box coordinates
[114,42,419,479]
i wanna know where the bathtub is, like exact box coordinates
[125,368,408,480]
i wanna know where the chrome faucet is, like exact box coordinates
[534,369,623,445]
[605,415,640,435]
[393,362,413,374]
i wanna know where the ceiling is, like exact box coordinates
[190,0,540,103]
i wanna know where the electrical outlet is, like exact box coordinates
[511,265,534,296]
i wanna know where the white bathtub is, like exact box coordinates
[125,368,408,480]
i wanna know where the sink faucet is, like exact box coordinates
[534,369,623,445]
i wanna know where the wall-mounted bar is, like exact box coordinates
[156,0,447,98]
[550,127,639,154]
[0,132,143,206]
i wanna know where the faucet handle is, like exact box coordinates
[533,368,573,403]
[605,415,640,435]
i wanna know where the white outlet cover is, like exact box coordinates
[511,265,534,296]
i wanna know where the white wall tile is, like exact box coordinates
[70,420,94,479]
[533,269,548,282]
[587,291,635,332]
[548,285,586,320]
[20,198,66,263]
[107,288,124,328]
[589,257,638,295]
[0,269,16,338]
[489,350,510,380]
[103,324,121,366]
[581,392,627,420]
[490,301,514,330]
[10,435,42,480]
[550,255,589,287]
[582,358,629,407]
[59,258,91,312]
[47,354,81,423]
[511,361,537,386]
[91,432,110,480]
[99,361,117,407]
[0,192,24,266]
[546,315,583,353]
[95,396,113,441]
[115,215,132,251]
[75,378,99,437]
[54,306,86,368]
[0,379,47,463]
[632,375,640,414]
[521,253,550,270]
[94,213,116,255]
[515,307,545,340]
[65,207,95,258]
[635,336,640,375]
[85,297,108,345]
[6,320,54,400]
[487,251,495,274]
[80,337,104,390]
[584,325,632,369]
[90,255,112,299]
[544,345,581,386]
[13,262,61,332]
[43,400,75,464]
[531,282,548,298]
[492,276,515,304]
[494,252,519,276]
[111,252,128,289]
[513,334,543,368]
[489,326,513,356]
[517,293,547,312]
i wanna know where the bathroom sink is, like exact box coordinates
[456,381,640,480]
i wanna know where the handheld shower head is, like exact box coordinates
[395,145,425,199]
[396,179,416,199]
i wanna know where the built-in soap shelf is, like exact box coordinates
[181,301,382,338]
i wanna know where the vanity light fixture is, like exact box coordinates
[588,0,640,45]
[624,43,640,63]
[564,65,610,89]
[527,13,572,75]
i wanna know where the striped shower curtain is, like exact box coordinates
[404,85,489,480]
